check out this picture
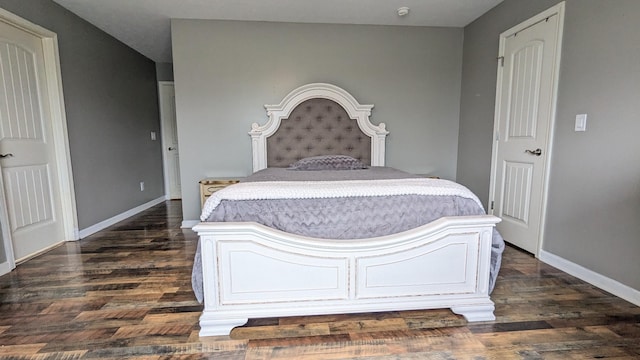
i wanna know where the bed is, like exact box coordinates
[192,83,503,337]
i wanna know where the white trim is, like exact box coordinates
[78,197,166,238]
[182,219,199,229]
[43,31,79,241]
[488,2,565,255]
[0,164,15,274]
[249,83,388,172]
[0,9,79,242]
[539,249,640,307]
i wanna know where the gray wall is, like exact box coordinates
[458,0,640,291]
[0,0,164,230]
[172,20,464,221]
[156,62,174,81]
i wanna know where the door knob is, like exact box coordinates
[525,148,542,156]
[168,147,176,151]
[0,153,14,158]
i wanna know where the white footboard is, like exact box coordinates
[193,215,500,337]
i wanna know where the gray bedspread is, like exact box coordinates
[192,167,505,302]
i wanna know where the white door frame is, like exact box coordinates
[0,9,78,270]
[488,2,565,255]
[0,165,14,274]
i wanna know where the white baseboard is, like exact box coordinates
[182,220,199,229]
[539,249,640,306]
[78,196,166,238]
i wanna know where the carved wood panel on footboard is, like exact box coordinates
[193,215,499,336]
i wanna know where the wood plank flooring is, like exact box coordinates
[0,200,638,359]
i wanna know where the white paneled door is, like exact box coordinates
[490,4,564,255]
[159,82,181,199]
[0,20,66,261]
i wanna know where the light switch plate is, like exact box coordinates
[575,114,587,132]
[151,131,157,140]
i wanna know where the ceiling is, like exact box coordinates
[51,0,503,63]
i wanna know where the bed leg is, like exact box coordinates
[199,316,249,337]
[451,304,496,322]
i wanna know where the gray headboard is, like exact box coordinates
[266,98,371,167]
[249,83,388,172]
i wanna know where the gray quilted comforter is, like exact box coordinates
[192,168,505,302]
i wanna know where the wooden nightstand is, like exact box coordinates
[199,178,241,207]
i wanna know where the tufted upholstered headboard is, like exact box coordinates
[266,98,371,167]
[249,83,389,172]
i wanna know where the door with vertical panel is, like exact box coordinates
[0,20,65,260]
[490,6,563,255]
[159,82,181,199]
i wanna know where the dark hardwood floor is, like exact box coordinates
[0,201,638,359]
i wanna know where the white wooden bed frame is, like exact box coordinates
[193,83,500,337]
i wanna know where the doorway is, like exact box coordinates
[0,9,77,272]
[158,81,181,199]
[489,3,565,255]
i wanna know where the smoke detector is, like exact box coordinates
[397,7,410,17]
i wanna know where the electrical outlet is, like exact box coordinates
[140,181,145,191]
